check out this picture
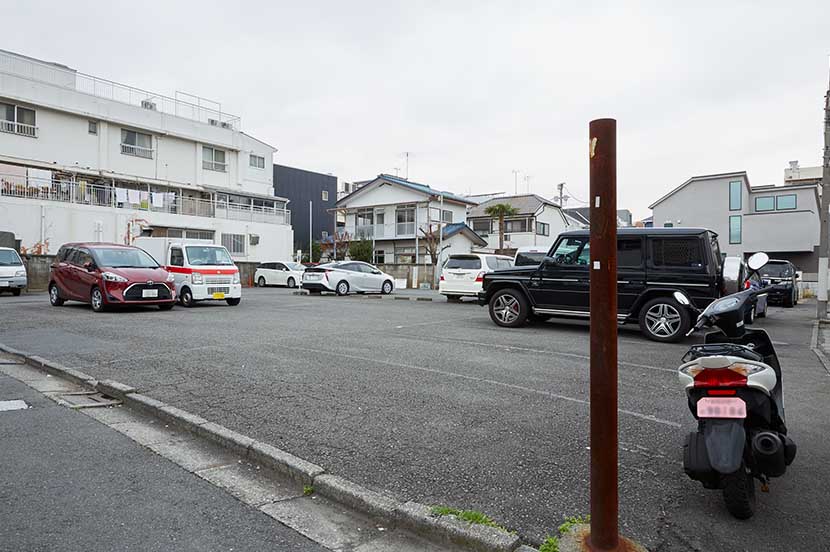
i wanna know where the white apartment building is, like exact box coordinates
[334,174,484,265]
[0,49,292,261]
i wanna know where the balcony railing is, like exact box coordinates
[0,174,291,226]
[120,143,154,159]
[0,120,38,138]
[202,160,227,172]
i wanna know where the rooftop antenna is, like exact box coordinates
[512,169,520,194]
[402,152,411,180]
[524,174,532,194]
[393,167,401,177]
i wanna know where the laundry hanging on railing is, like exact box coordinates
[127,189,141,204]
[151,192,165,208]
[115,188,128,204]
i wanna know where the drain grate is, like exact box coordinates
[57,392,121,409]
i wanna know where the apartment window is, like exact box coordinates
[729,215,742,244]
[322,190,329,202]
[88,121,98,135]
[471,219,491,234]
[755,196,774,212]
[729,180,742,211]
[396,205,415,235]
[536,221,550,236]
[203,146,227,172]
[221,233,246,255]
[776,194,796,210]
[663,222,674,228]
[504,219,528,233]
[249,154,265,169]
[121,129,153,158]
[0,102,37,137]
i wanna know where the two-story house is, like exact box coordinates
[649,170,820,279]
[0,48,292,262]
[466,194,571,252]
[334,174,484,266]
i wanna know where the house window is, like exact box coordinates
[729,180,742,211]
[203,146,227,172]
[729,215,742,244]
[395,246,415,264]
[471,219,491,234]
[776,194,796,210]
[121,129,153,158]
[504,219,528,233]
[535,221,550,236]
[755,196,774,212]
[396,205,415,235]
[88,121,98,135]
[221,233,246,255]
[441,209,453,223]
[375,250,386,264]
[356,208,374,239]
[663,222,674,228]
[322,190,329,202]
[249,154,265,169]
[0,102,37,137]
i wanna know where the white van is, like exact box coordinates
[438,253,513,302]
[513,245,549,267]
[134,237,241,307]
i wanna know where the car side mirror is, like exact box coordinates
[372,269,381,274]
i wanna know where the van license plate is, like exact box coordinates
[142,289,158,298]
[697,397,746,419]
[212,292,225,299]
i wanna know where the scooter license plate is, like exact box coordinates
[697,397,746,419]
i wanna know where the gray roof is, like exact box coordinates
[648,171,749,209]
[467,194,557,217]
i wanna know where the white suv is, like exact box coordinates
[439,253,513,302]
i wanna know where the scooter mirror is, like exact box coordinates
[747,252,769,272]
[673,291,691,306]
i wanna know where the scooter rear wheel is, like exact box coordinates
[722,463,756,519]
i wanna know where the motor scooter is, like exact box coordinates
[673,252,796,519]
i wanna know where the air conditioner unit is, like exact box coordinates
[249,234,260,246]
[208,118,220,126]
[141,100,157,111]
[220,121,233,130]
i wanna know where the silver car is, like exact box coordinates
[302,261,395,296]
[0,247,27,296]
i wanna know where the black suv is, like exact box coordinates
[760,259,799,307]
[477,228,725,342]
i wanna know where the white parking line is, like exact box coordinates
[385,333,677,374]
[271,343,682,429]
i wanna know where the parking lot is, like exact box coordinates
[1,288,828,550]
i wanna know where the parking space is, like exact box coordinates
[1,288,828,550]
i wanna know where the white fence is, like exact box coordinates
[0,175,290,225]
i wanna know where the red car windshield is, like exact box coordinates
[93,248,159,268]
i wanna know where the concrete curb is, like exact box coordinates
[0,342,525,552]
[291,290,435,302]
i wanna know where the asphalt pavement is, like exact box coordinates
[0,370,327,552]
[1,289,828,551]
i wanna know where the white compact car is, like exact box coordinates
[439,253,513,302]
[0,247,27,296]
[255,261,305,288]
[302,261,394,296]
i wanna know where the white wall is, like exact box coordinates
[0,196,292,262]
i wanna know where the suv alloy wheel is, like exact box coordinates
[638,296,690,342]
[488,288,529,328]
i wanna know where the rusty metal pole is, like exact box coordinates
[588,118,619,551]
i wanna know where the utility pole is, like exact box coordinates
[403,152,411,180]
[818,58,830,319]
[437,192,444,287]
[558,182,565,206]
[589,119,619,551]
[512,169,520,194]
[308,201,313,263]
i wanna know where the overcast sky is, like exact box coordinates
[8,1,829,218]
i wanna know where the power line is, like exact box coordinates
[564,185,588,204]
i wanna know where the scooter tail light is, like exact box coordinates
[693,368,747,388]
[744,280,751,290]
[708,388,737,396]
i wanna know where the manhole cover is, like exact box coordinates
[0,399,30,412]
[57,392,121,409]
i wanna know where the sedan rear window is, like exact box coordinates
[0,249,22,266]
[446,256,481,270]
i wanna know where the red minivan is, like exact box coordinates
[49,243,176,312]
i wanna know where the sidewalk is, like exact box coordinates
[0,370,326,552]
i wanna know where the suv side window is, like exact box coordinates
[551,237,589,266]
[497,258,513,270]
[170,248,184,267]
[486,256,500,270]
[618,238,643,267]
[649,237,705,270]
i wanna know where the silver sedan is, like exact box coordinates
[301,261,395,296]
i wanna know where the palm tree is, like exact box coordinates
[484,203,519,251]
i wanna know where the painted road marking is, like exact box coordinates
[0,399,29,412]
